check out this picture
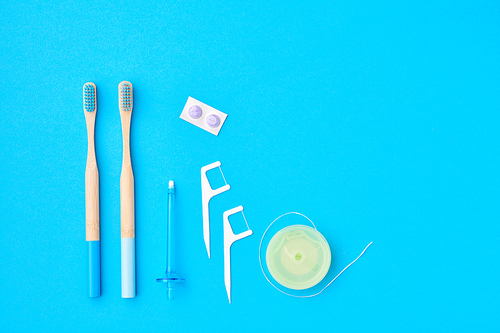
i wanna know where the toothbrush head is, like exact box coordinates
[83,82,96,113]
[119,81,133,112]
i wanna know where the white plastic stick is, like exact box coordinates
[223,206,252,303]
[201,161,230,258]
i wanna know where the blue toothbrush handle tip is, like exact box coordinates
[88,240,100,298]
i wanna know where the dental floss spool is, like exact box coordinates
[266,225,331,290]
[259,212,373,298]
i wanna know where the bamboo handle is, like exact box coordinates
[85,110,99,241]
[120,109,134,238]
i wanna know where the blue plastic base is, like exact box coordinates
[121,238,136,298]
[88,240,100,298]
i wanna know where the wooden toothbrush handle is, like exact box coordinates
[120,164,135,238]
[85,164,100,241]
[120,110,135,238]
[85,110,99,241]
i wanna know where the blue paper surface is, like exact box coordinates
[0,1,499,332]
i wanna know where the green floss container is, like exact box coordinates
[260,212,372,297]
[266,225,331,290]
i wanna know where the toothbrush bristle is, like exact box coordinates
[119,82,133,112]
[83,83,96,112]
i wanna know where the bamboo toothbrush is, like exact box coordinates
[83,82,100,298]
[119,81,135,298]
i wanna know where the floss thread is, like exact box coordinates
[258,212,373,298]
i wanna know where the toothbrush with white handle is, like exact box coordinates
[83,82,100,298]
[119,81,135,298]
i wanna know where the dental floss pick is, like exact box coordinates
[201,161,230,258]
[259,212,373,298]
[180,97,227,136]
[157,181,184,299]
[223,206,253,303]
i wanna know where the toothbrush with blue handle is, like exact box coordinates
[83,82,100,298]
[119,81,135,298]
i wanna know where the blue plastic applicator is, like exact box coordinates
[157,180,184,299]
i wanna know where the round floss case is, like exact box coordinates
[266,224,331,290]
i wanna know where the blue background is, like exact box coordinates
[0,1,499,332]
